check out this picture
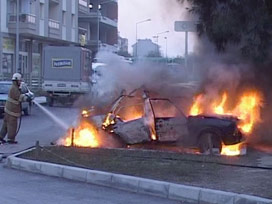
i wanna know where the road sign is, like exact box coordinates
[174,21,197,32]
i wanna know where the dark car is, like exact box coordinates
[83,90,243,154]
[0,81,35,116]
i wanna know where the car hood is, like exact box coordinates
[0,94,8,101]
[188,114,239,122]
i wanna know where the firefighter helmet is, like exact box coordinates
[12,73,22,81]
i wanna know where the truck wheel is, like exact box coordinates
[198,132,222,155]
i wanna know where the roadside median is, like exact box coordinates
[4,147,272,204]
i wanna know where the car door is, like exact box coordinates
[150,99,189,143]
[113,118,151,144]
[112,96,152,144]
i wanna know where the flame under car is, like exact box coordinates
[83,91,243,154]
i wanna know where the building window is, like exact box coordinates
[2,54,13,74]
[62,11,66,25]
[40,3,44,19]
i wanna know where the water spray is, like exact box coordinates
[33,99,69,130]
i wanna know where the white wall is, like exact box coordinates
[1,0,8,32]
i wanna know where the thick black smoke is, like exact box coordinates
[176,0,272,146]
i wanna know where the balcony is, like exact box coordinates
[101,16,117,27]
[78,0,88,14]
[79,12,117,28]
[48,19,60,39]
[87,40,117,52]
[49,0,60,4]
[7,13,37,35]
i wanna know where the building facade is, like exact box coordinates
[132,39,160,58]
[79,0,118,55]
[0,0,118,90]
[118,36,128,53]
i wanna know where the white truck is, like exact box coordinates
[42,46,92,106]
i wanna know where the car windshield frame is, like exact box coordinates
[149,98,187,118]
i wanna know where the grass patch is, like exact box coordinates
[18,146,272,199]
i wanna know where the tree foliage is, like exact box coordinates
[178,0,272,62]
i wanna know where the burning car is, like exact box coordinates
[82,89,243,154]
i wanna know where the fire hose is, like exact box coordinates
[14,103,23,138]
[15,94,32,138]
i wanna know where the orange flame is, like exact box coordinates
[102,112,115,129]
[233,92,262,134]
[213,92,228,115]
[190,94,203,116]
[190,91,262,135]
[151,133,156,140]
[189,90,263,156]
[59,122,100,148]
[221,143,245,156]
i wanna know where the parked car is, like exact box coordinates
[83,89,243,154]
[0,81,35,116]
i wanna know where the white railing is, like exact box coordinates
[78,27,87,34]
[79,0,88,7]
[26,14,36,23]
[49,19,60,29]
[8,13,36,24]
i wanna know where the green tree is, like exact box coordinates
[178,0,272,62]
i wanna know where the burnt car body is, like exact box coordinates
[83,90,243,153]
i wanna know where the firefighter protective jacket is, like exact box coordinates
[5,81,26,118]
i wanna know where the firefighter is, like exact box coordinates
[0,73,31,144]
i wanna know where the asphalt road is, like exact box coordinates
[0,105,79,154]
[0,163,185,204]
[0,106,190,204]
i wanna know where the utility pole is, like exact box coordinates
[16,0,20,73]
[135,18,151,58]
[174,21,196,72]
[185,31,188,71]
[156,30,169,57]
[165,37,168,59]
[97,9,100,53]
[0,1,2,74]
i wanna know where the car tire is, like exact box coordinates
[198,132,222,155]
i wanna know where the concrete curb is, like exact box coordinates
[5,153,272,204]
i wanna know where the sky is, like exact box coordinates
[118,0,197,57]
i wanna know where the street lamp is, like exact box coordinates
[135,18,151,58]
[164,37,168,59]
[153,30,169,57]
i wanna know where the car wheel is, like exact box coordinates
[198,132,222,155]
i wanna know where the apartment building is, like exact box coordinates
[0,0,118,89]
[132,39,160,58]
[79,0,118,54]
[118,36,128,53]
